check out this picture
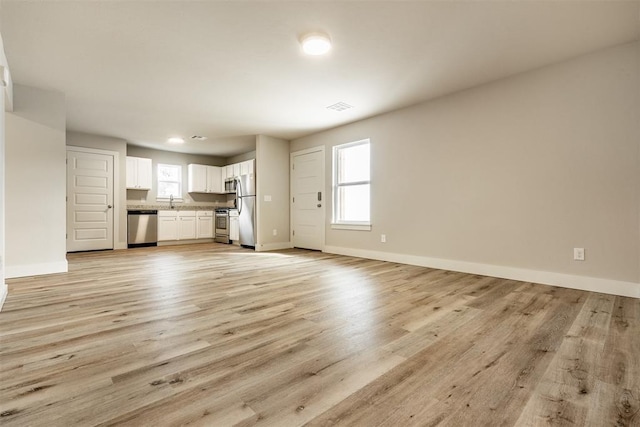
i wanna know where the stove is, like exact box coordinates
[215,208,230,244]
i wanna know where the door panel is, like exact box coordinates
[75,229,108,240]
[75,211,108,222]
[76,157,109,171]
[75,175,108,188]
[67,150,114,252]
[75,193,108,205]
[291,148,324,250]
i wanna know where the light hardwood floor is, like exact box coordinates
[0,244,638,426]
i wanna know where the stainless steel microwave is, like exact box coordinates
[224,178,237,193]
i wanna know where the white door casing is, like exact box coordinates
[67,149,114,252]
[291,147,325,251]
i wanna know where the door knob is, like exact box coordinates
[317,204,322,208]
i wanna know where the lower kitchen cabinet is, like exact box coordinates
[178,211,197,240]
[196,211,213,239]
[158,210,197,241]
[158,211,178,241]
[229,212,239,241]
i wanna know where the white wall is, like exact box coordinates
[227,150,256,164]
[291,41,640,298]
[0,68,7,308]
[6,84,67,278]
[256,135,290,250]
[0,26,11,308]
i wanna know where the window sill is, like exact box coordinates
[331,223,372,231]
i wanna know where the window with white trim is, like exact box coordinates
[332,139,371,229]
[157,164,182,199]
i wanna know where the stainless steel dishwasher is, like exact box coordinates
[127,210,158,248]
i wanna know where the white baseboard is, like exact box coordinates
[324,246,640,299]
[5,260,69,279]
[0,283,7,312]
[256,242,293,252]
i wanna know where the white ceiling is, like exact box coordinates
[1,1,638,157]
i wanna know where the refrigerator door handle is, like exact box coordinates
[236,177,243,214]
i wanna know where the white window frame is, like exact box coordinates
[156,163,183,200]
[331,139,371,231]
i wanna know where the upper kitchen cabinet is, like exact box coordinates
[223,165,234,180]
[126,156,152,190]
[221,160,254,180]
[240,159,255,176]
[187,164,223,193]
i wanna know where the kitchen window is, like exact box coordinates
[157,164,182,199]
[332,139,371,230]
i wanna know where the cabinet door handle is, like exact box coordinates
[107,205,113,209]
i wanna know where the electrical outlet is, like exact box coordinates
[573,248,585,261]
[273,229,277,236]
[381,234,386,243]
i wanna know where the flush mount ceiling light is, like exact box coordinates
[300,32,332,56]
[167,137,185,144]
[326,101,353,112]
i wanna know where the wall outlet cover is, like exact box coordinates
[573,248,585,261]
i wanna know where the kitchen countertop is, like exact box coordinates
[127,204,234,211]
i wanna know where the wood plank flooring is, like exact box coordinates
[0,243,638,426]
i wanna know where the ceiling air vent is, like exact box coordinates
[326,102,353,112]
[190,135,207,141]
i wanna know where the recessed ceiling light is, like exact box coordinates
[301,32,332,56]
[167,137,185,144]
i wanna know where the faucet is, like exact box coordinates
[169,194,174,209]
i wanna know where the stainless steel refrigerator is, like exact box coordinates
[236,173,256,248]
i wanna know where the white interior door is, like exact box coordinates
[67,150,114,252]
[291,147,324,250]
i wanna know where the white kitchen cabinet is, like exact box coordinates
[240,159,254,176]
[158,211,178,241]
[126,156,152,190]
[196,211,213,238]
[187,164,223,193]
[159,210,197,241]
[229,213,239,241]
[208,167,223,194]
[187,164,207,193]
[178,211,197,240]
[223,165,234,180]
[232,163,240,177]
